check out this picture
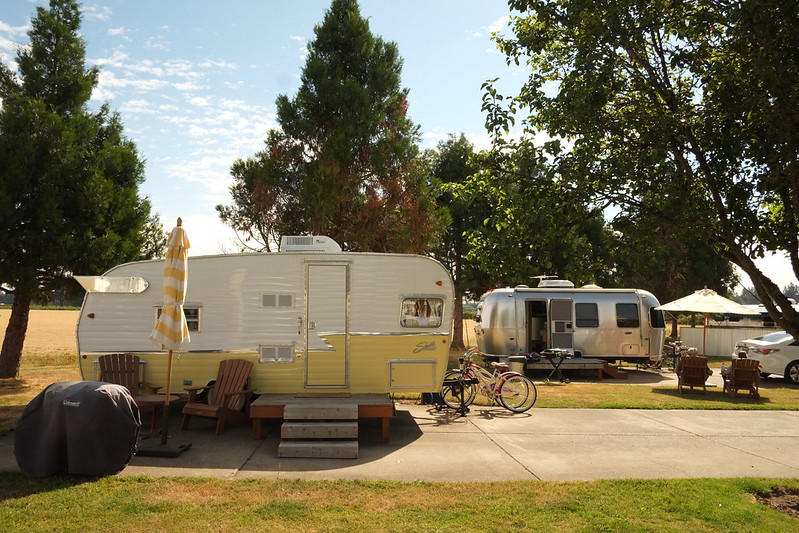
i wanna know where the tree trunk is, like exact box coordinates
[451,295,464,351]
[0,289,32,378]
[723,246,799,340]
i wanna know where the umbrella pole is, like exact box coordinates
[139,349,190,456]
[702,313,708,357]
[160,349,174,445]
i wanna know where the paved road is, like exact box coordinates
[3,403,798,481]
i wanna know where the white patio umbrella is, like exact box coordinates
[655,287,760,356]
[147,217,191,448]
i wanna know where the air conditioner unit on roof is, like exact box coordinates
[537,279,575,288]
[279,235,342,253]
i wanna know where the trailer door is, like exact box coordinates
[305,262,349,387]
[550,298,574,349]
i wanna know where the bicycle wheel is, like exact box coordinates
[440,370,476,409]
[498,374,537,413]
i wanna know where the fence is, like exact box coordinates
[678,325,778,358]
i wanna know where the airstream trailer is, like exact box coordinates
[75,236,454,395]
[474,280,666,363]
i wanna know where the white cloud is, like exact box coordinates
[188,95,213,108]
[174,80,202,91]
[0,20,28,56]
[144,36,170,51]
[120,98,156,114]
[488,15,510,34]
[0,20,28,37]
[187,124,234,138]
[82,5,112,22]
[198,59,236,70]
[289,35,308,61]
[107,27,130,41]
[90,53,207,101]
[223,80,244,90]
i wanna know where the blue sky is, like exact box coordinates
[1,0,520,255]
[1,0,794,290]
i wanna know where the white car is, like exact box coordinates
[734,331,799,385]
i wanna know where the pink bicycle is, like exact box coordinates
[438,348,537,413]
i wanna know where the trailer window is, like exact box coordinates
[401,298,443,328]
[616,303,640,328]
[649,307,666,328]
[575,303,599,327]
[155,305,201,332]
[261,293,294,308]
[259,345,294,363]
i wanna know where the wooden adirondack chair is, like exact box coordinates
[677,355,710,394]
[723,358,761,398]
[98,353,160,396]
[181,359,254,435]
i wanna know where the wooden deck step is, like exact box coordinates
[279,402,359,458]
[283,403,358,420]
[278,440,359,459]
[601,363,628,379]
[281,421,358,440]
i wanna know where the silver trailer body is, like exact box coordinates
[475,281,666,362]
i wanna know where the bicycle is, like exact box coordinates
[660,340,697,371]
[438,348,537,413]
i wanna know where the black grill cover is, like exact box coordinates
[14,381,141,477]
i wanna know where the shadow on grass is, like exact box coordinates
[651,386,774,407]
[0,471,97,502]
[0,378,29,395]
[0,405,24,434]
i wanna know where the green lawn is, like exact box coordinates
[1,475,798,532]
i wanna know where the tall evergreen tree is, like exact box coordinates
[218,0,435,253]
[0,0,160,378]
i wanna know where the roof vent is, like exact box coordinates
[538,279,575,288]
[279,235,342,253]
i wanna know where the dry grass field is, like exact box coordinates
[0,308,80,358]
[0,309,81,431]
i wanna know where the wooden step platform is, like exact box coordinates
[278,440,360,459]
[251,394,395,459]
[277,401,359,459]
[525,358,628,379]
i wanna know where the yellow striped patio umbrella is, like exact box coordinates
[148,217,190,445]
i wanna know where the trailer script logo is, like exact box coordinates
[413,341,436,353]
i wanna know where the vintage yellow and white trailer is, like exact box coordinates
[75,236,454,396]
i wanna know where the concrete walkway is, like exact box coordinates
[4,403,798,481]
